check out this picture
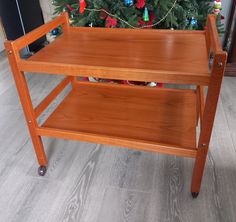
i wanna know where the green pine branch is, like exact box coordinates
[52,0,223,31]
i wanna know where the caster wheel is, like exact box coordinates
[191,192,199,198]
[38,166,47,176]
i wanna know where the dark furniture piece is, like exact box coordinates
[0,0,45,53]
[224,0,236,76]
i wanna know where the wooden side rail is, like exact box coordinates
[36,127,197,158]
[34,76,73,118]
[197,15,224,128]
[205,14,224,55]
[11,12,69,53]
[4,12,74,118]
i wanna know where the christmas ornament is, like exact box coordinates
[136,0,146,9]
[124,0,134,7]
[213,9,221,14]
[214,0,222,9]
[100,10,108,19]
[54,0,220,31]
[143,7,149,22]
[190,17,197,26]
[51,28,59,35]
[213,0,222,15]
[147,82,157,87]
[66,4,74,12]
[79,0,86,14]
[139,12,155,28]
[106,16,117,28]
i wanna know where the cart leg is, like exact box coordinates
[30,133,47,176]
[191,146,208,198]
[5,42,48,174]
[30,133,47,167]
[191,54,227,198]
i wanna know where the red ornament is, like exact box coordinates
[136,0,146,9]
[100,10,108,19]
[106,16,117,28]
[66,4,74,12]
[79,0,86,14]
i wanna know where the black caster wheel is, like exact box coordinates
[38,166,47,176]
[191,192,199,198]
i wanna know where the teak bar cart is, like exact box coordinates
[5,12,227,198]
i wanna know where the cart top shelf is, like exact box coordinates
[20,27,210,85]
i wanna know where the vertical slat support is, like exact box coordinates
[196,85,205,127]
[61,12,77,86]
[191,53,227,194]
[4,41,47,166]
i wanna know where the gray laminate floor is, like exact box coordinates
[0,51,236,222]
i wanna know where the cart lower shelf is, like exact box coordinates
[40,82,197,157]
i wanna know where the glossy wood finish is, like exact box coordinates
[4,41,47,166]
[34,76,72,118]
[206,15,223,54]
[191,53,227,194]
[40,82,197,157]
[5,12,227,197]
[191,15,227,194]
[19,27,211,85]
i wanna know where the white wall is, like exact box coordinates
[222,0,233,29]
[0,19,6,52]
[39,0,55,23]
[0,32,4,52]
[221,0,233,43]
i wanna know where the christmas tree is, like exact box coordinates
[52,0,224,31]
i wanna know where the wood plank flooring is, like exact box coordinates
[1,51,236,222]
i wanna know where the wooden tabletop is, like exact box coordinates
[23,27,210,85]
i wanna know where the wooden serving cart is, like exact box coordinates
[5,12,227,198]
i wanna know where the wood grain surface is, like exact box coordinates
[28,27,209,74]
[41,81,197,155]
[11,13,210,85]
[1,54,236,221]
[20,27,210,85]
[6,14,225,199]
